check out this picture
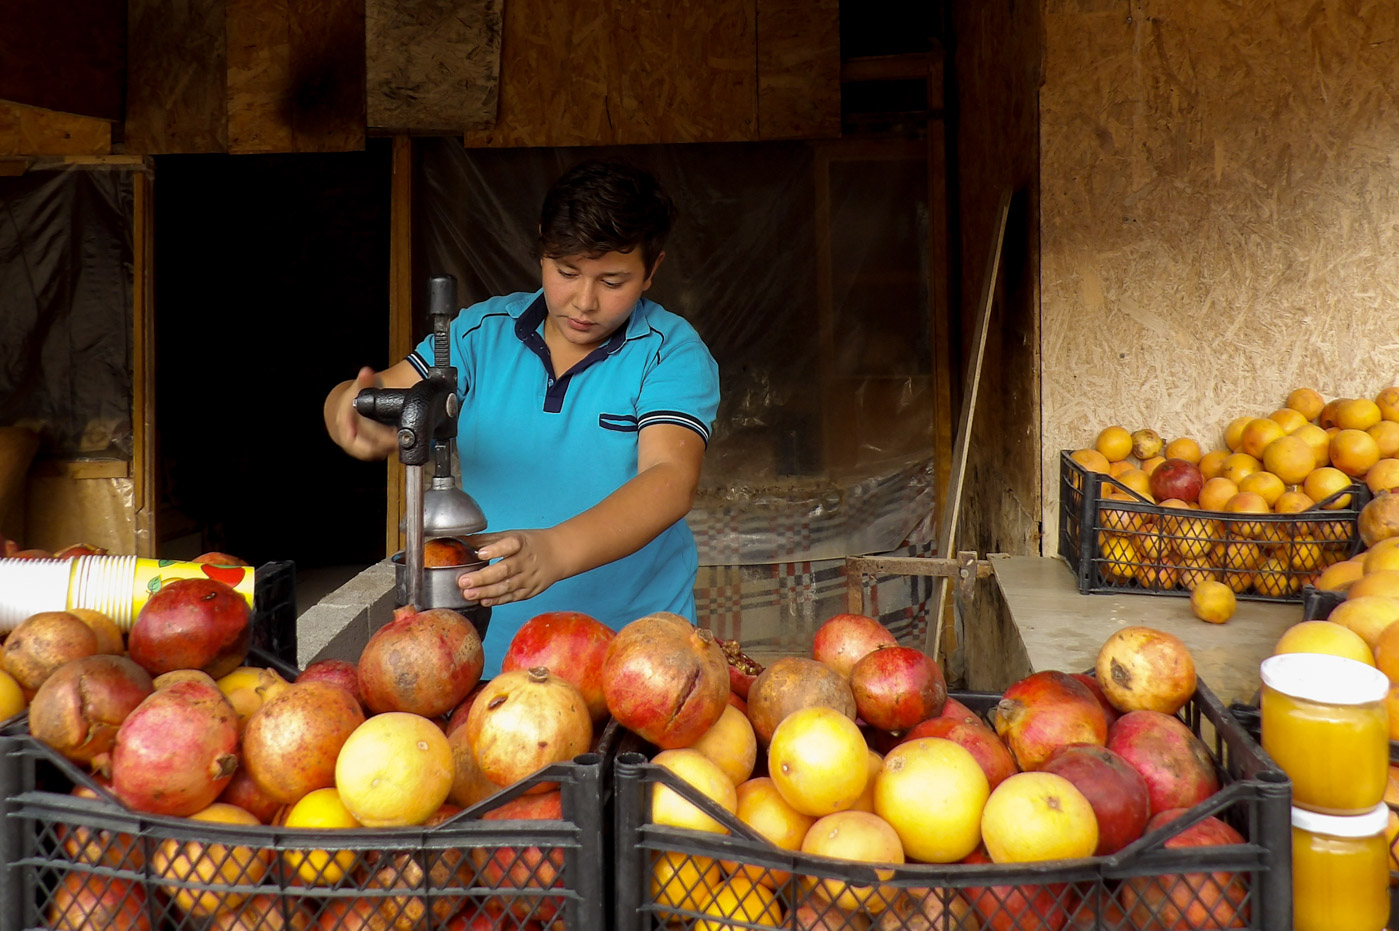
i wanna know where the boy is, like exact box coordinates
[324,159,720,673]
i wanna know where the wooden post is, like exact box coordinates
[131,164,156,557]
[386,135,414,557]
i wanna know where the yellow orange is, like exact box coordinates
[1071,448,1111,475]
[980,772,1098,864]
[697,875,783,931]
[1268,408,1309,435]
[1366,459,1399,495]
[1197,477,1239,512]
[1140,455,1166,476]
[1163,437,1202,464]
[1272,620,1375,666]
[1363,545,1399,575]
[1376,387,1399,423]
[335,713,453,828]
[1096,426,1134,462]
[0,670,25,721]
[800,811,903,914]
[152,803,271,917]
[1274,490,1316,515]
[1373,622,1399,682]
[1320,398,1349,430]
[1177,562,1219,591]
[1254,553,1301,598]
[847,749,884,814]
[1190,580,1236,624]
[652,851,723,920]
[652,748,739,834]
[282,788,361,885]
[1288,536,1327,572]
[1328,595,1399,649]
[1336,398,1383,432]
[690,704,758,787]
[1238,471,1286,508]
[724,777,815,886]
[1303,467,1354,509]
[1218,452,1262,486]
[1349,570,1399,602]
[1221,541,1265,573]
[1331,429,1381,478]
[1114,468,1152,500]
[1240,418,1286,460]
[1261,435,1315,486]
[1287,388,1327,421]
[768,707,869,817]
[1197,450,1230,481]
[1315,558,1365,592]
[1224,492,1270,538]
[1109,459,1135,479]
[1294,423,1333,468]
[1223,416,1254,452]
[1099,534,1138,582]
[1369,422,1399,460]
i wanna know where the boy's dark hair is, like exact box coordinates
[537,159,676,275]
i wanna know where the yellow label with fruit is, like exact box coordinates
[131,558,256,615]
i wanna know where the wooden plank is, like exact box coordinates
[227,0,294,153]
[929,116,952,579]
[0,101,110,157]
[0,0,124,120]
[30,459,131,480]
[927,189,1011,660]
[126,0,228,154]
[366,0,503,134]
[288,0,365,151]
[386,136,413,557]
[757,0,839,139]
[132,170,156,557]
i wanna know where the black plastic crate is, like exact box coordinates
[1059,450,1370,602]
[612,679,1291,930]
[1300,584,1345,622]
[0,646,614,931]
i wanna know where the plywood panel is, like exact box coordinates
[227,0,295,153]
[366,0,503,133]
[126,0,228,154]
[0,102,110,157]
[1041,0,1399,555]
[756,0,840,140]
[0,1,125,120]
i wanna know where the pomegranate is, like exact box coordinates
[1095,626,1197,715]
[746,656,857,746]
[720,637,764,698]
[1148,458,1204,504]
[28,654,154,765]
[10,548,52,559]
[961,847,1073,931]
[1119,810,1249,929]
[501,610,616,724]
[242,679,366,804]
[423,536,478,566]
[601,612,729,749]
[1359,489,1399,547]
[59,783,145,870]
[728,691,748,714]
[127,577,251,679]
[364,803,474,929]
[54,543,109,559]
[445,681,490,736]
[989,670,1108,771]
[811,613,898,678]
[448,720,499,807]
[1107,710,1220,815]
[1041,744,1151,855]
[153,669,218,690]
[216,764,283,823]
[106,679,239,816]
[849,645,946,731]
[47,871,151,931]
[449,903,543,931]
[467,667,592,792]
[900,715,1018,790]
[474,789,567,923]
[1069,672,1120,728]
[192,551,250,566]
[294,658,364,709]
[872,890,975,931]
[311,898,400,931]
[209,896,310,931]
[2,610,99,694]
[797,902,872,930]
[357,604,483,717]
[932,695,985,726]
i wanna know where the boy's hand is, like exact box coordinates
[334,367,399,461]
[456,530,566,607]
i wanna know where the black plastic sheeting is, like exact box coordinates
[0,167,134,459]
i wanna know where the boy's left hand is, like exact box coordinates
[456,530,564,607]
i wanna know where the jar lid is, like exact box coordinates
[1259,652,1390,706]
[1291,803,1391,837]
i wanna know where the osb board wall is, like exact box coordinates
[1041,0,1399,556]
[366,0,503,134]
[0,102,111,158]
[462,0,839,147]
[126,0,228,154]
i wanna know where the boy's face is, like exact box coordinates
[540,249,660,351]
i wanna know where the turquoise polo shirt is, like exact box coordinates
[407,290,720,674]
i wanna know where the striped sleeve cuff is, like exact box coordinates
[406,351,431,378]
[639,410,711,445]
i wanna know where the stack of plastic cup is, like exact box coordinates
[1260,652,1391,931]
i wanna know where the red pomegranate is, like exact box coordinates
[28,654,154,765]
[811,613,898,678]
[746,655,857,746]
[295,658,364,710]
[1095,626,1197,715]
[1,610,99,695]
[47,871,150,931]
[357,605,483,717]
[59,784,145,870]
[364,803,474,928]
[900,715,1019,790]
[466,667,593,792]
[105,679,239,816]
[216,765,283,824]
[1148,458,1204,504]
[1118,810,1248,929]
[474,789,567,923]
[500,610,616,724]
[989,670,1108,771]
[1107,710,1220,815]
[449,902,542,931]
[601,612,730,749]
[127,578,251,679]
[849,645,947,732]
[445,681,490,736]
[208,896,309,931]
[1041,744,1151,855]
[961,847,1073,931]
[720,638,764,698]
[241,679,366,804]
[1069,672,1121,728]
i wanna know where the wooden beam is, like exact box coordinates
[132,168,156,557]
[386,135,414,557]
[126,0,228,154]
[0,100,110,156]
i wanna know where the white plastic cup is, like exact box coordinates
[69,554,141,628]
[0,558,73,631]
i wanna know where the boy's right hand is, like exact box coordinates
[331,366,400,461]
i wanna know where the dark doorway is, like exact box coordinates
[152,141,392,572]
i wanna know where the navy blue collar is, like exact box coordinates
[514,293,630,413]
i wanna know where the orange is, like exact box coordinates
[1071,448,1112,474]
[1223,416,1254,452]
[1098,534,1138,582]
[1293,423,1333,468]
[1221,541,1265,573]
[1109,459,1135,478]
[1349,571,1399,602]
[1178,562,1219,591]
[1364,544,1399,575]
[690,704,758,786]
[1273,620,1375,666]
[1315,557,1365,592]
[1140,455,1166,476]
[1366,459,1399,495]
[1197,477,1239,512]
[0,670,25,721]
[1218,452,1262,485]
[1239,418,1285,460]
[1330,429,1381,478]
[1274,490,1316,515]
[1114,468,1153,500]
[1328,595,1399,649]
[282,787,361,885]
[1190,580,1236,624]
[1096,426,1134,463]
[1303,467,1354,509]
[768,706,869,816]
[652,851,723,920]
[723,777,815,886]
[652,748,739,833]
[1369,422,1399,460]
[335,712,454,827]
[1261,435,1315,486]
[1163,437,1202,464]
[1238,471,1286,508]
[1336,398,1383,432]
[1268,408,1309,434]
[800,811,903,914]
[1198,450,1230,481]
[1224,492,1270,538]
[1373,622,1399,682]
[1254,553,1301,598]
[1376,387,1399,423]
[981,772,1097,863]
[152,803,271,916]
[874,738,989,864]
[1320,398,1349,430]
[1287,388,1327,421]
[1288,536,1327,573]
[696,875,783,931]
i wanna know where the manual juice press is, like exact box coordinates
[353,275,490,640]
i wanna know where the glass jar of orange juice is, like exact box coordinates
[1259,652,1389,815]
[1291,803,1391,931]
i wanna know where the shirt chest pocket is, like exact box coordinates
[598,413,639,433]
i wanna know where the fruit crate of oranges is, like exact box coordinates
[0,652,614,931]
[1059,450,1371,602]
[610,682,1291,931]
